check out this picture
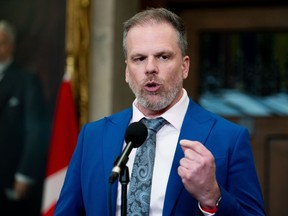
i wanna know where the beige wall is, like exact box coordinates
[89,0,140,121]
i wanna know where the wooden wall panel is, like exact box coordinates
[265,137,288,215]
[180,7,288,215]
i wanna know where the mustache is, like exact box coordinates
[143,76,163,86]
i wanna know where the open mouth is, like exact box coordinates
[145,81,160,92]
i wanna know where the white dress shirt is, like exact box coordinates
[116,89,189,216]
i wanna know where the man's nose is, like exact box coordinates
[145,57,158,74]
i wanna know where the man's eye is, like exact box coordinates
[133,57,145,62]
[159,55,169,60]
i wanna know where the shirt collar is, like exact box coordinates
[131,89,189,131]
[0,58,12,74]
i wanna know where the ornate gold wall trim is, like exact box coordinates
[66,0,90,127]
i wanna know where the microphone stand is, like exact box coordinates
[120,166,129,216]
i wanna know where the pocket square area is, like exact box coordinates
[8,97,20,107]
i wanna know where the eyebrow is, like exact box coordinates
[129,49,175,58]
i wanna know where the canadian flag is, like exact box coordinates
[41,78,79,216]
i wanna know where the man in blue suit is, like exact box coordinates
[55,8,266,216]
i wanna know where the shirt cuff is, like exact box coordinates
[15,173,35,184]
[198,202,216,216]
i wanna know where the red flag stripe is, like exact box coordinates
[41,80,79,215]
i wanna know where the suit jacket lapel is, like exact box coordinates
[0,64,14,113]
[163,99,216,216]
[102,109,132,215]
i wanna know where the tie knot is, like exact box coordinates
[141,117,167,133]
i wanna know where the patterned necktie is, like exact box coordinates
[127,117,167,215]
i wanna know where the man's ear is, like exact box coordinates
[125,60,129,83]
[182,56,190,79]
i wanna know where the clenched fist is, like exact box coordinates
[178,139,221,209]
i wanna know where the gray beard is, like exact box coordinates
[130,82,183,111]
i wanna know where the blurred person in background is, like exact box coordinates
[0,20,47,215]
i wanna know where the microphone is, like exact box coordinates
[109,121,148,183]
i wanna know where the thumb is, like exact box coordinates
[179,139,192,152]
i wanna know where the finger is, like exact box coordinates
[177,165,187,179]
[180,139,206,155]
[179,157,191,168]
[181,147,198,161]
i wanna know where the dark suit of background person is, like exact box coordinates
[0,21,47,216]
[55,8,266,216]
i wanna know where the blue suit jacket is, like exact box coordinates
[55,99,266,216]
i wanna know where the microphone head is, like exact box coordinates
[125,121,148,148]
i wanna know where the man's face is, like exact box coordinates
[125,22,189,116]
[0,31,13,62]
